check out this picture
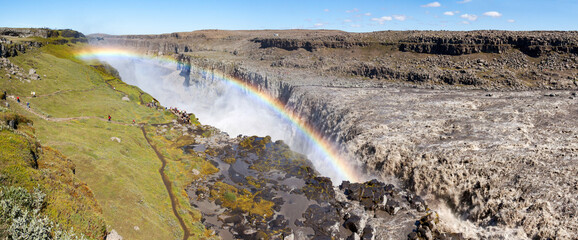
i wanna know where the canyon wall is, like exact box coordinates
[252,31,578,57]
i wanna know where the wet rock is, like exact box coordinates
[359,198,374,210]
[269,215,288,230]
[341,179,393,211]
[419,210,439,228]
[347,233,360,240]
[361,226,374,240]
[312,236,333,240]
[302,204,341,238]
[418,226,433,240]
[409,210,441,240]
[252,230,268,240]
[344,215,363,233]
[341,181,363,201]
[384,199,401,215]
[407,194,427,212]
[294,218,305,227]
[303,176,336,202]
[384,184,395,192]
[224,214,244,225]
[283,233,295,240]
[272,197,285,212]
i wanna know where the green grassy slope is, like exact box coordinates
[0,111,107,239]
[1,40,214,239]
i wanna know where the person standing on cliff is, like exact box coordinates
[108,115,111,122]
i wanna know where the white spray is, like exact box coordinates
[98,56,348,182]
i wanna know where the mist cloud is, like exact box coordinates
[97,55,351,182]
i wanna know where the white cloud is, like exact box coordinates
[444,11,459,16]
[344,19,352,23]
[324,9,330,12]
[483,11,502,18]
[421,2,441,7]
[393,15,407,21]
[346,8,359,13]
[460,14,478,21]
[461,21,470,24]
[457,0,472,3]
[371,16,393,24]
[351,24,361,28]
[314,23,325,27]
[507,19,516,23]
[364,12,372,16]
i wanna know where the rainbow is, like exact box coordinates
[74,46,362,183]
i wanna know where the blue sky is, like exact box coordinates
[1,0,576,35]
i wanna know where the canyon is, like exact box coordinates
[88,30,578,239]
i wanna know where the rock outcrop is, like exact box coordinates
[182,123,441,239]
[0,28,87,57]
[398,31,578,57]
[0,37,43,57]
[251,31,578,57]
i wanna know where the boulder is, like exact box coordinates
[302,204,341,237]
[283,233,295,240]
[407,194,427,212]
[347,233,360,240]
[361,226,374,240]
[106,229,123,240]
[384,199,401,215]
[418,226,433,240]
[269,215,288,230]
[344,215,362,233]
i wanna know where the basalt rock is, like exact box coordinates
[343,215,364,233]
[0,37,43,57]
[186,124,440,239]
[302,204,341,238]
[398,31,578,57]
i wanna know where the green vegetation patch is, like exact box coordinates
[34,118,182,240]
[209,182,275,218]
[0,112,106,239]
[0,186,90,240]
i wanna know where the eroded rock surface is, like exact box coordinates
[183,124,439,240]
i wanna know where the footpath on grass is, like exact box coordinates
[1,41,214,239]
[8,95,129,124]
[9,90,193,240]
